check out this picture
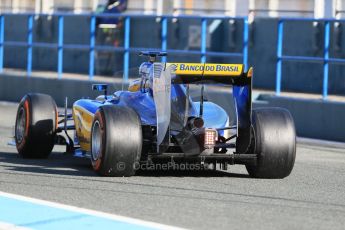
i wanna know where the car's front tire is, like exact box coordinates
[90,105,142,176]
[15,93,57,158]
[246,108,296,178]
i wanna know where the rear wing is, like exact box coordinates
[154,62,253,154]
[167,63,252,85]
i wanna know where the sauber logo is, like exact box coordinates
[168,63,243,76]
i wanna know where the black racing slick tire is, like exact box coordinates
[15,93,57,158]
[90,105,142,177]
[246,108,296,179]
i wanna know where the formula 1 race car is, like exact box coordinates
[13,51,296,178]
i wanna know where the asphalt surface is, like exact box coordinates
[0,101,345,230]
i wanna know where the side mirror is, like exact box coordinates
[92,84,108,99]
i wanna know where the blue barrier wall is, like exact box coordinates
[250,18,345,96]
[0,14,248,78]
[1,14,345,96]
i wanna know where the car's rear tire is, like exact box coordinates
[246,108,296,178]
[15,93,57,158]
[91,105,142,176]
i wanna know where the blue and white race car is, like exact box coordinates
[14,51,296,178]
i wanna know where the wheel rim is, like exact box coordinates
[91,120,102,161]
[15,107,26,144]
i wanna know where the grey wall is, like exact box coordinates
[254,94,345,142]
[0,74,119,107]
[2,15,345,95]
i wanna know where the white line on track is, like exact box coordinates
[0,191,185,230]
[0,222,32,230]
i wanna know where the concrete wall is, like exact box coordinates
[254,95,345,142]
[0,74,119,107]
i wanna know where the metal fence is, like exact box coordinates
[276,17,345,100]
[0,13,249,81]
[1,13,345,99]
